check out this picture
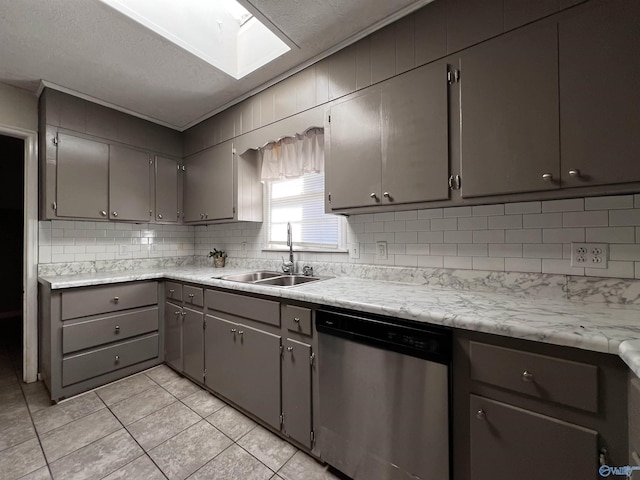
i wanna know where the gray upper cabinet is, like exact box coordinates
[55,133,109,219]
[327,61,449,211]
[446,0,503,53]
[155,156,180,223]
[503,0,560,30]
[459,21,560,198]
[559,0,640,189]
[183,141,234,222]
[109,145,152,222]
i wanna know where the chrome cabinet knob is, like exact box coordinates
[476,409,486,420]
[370,193,377,200]
[181,311,187,317]
[100,210,107,217]
[112,211,118,217]
[114,355,120,362]
[200,213,204,219]
[230,328,237,333]
[287,346,294,352]
[542,173,553,181]
[188,293,195,298]
[157,213,163,219]
[293,317,300,323]
[204,213,208,219]
[383,192,392,200]
[568,169,581,177]
[169,289,175,294]
[522,370,534,382]
[174,311,181,316]
[113,296,119,304]
[114,325,120,333]
[238,330,244,335]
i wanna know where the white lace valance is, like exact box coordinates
[260,127,324,181]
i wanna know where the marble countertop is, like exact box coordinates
[39,266,640,378]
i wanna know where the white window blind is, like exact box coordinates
[267,172,343,250]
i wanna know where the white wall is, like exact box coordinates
[0,82,37,132]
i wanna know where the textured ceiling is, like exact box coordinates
[0,0,429,130]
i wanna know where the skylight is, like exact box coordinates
[100,0,291,79]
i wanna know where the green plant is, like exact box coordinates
[208,248,227,259]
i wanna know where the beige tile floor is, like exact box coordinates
[0,322,345,480]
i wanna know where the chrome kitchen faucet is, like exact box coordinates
[281,222,295,274]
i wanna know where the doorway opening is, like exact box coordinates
[0,134,25,356]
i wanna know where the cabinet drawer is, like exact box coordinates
[61,282,158,320]
[165,282,183,301]
[282,305,312,336]
[184,285,204,307]
[470,395,597,480]
[470,341,598,412]
[62,333,158,386]
[206,289,280,326]
[62,306,158,354]
[630,378,640,461]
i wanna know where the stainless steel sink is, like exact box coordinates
[220,271,282,282]
[255,275,323,287]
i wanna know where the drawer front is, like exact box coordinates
[470,395,598,480]
[62,333,159,386]
[62,306,159,354]
[206,289,280,326]
[61,281,158,320]
[282,304,312,336]
[470,341,598,412]
[184,285,204,307]
[165,282,183,301]
[630,378,640,462]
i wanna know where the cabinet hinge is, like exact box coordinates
[203,320,207,330]
[177,164,181,171]
[327,114,331,123]
[233,206,236,214]
[149,210,153,217]
[52,136,58,146]
[52,201,57,211]
[182,165,186,171]
[279,345,284,357]
[448,175,461,190]
[310,430,315,446]
[310,352,315,366]
[280,413,284,427]
[447,69,460,85]
[327,193,332,203]
[149,157,153,165]
[203,368,207,379]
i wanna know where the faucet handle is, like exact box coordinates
[302,265,314,277]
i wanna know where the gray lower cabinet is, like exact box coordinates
[630,377,640,475]
[459,20,560,197]
[470,395,597,480]
[559,0,640,189]
[39,280,162,401]
[109,145,152,222]
[205,313,282,430]
[54,132,109,219]
[282,338,313,448]
[182,307,204,382]
[164,300,183,372]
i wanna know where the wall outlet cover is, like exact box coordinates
[376,241,388,260]
[570,243,608,269]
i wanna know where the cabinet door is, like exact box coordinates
[155,156,179,223]
[183,141,234,222]
[182,307,204,382]
[326,90,382,210]
[559,0,640,188]
[282,338,312,448]
[204,315,239,402]
[380,61,450,205]
[164,301,182,372]
[109,145,152,222]
[56,133,109,219]
[470,395,598,480]
[460,22,560,197]
[236,324,282,430]
[447,0,503,53]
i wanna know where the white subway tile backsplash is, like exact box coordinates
[384,221,406,232]
[562,210,608,228]
[365,222,385,233]
[523,244,563,259]
[610,244,640,261]
[395,255,418,267]
[418,231,444,244]
[458,244,487,257]
[541,198,584,213]
[395,232,418,244]
[406,244,429,255]
[444,206,472,218]
[635,194,640,208]
[374,212,396,222]
[610,209,640,226]
[406,220,430,231]
[585,195,634,211]
[374,232,395,243]
[472,204,504,216]
[430,218,457,231]
[585,261,635,279]
[472,257,504,271]
[542,259,584,276]
[417,208,443,219]
[444,256,472,269]
[522,213,562,228]
[505,201,541,215]
[504,258,541,273]
[505,229,542,244]
[418,255,443,268]
[444,230,473,244]
[431,244,457,256]
[542,228,585,244]
[388,244,406,255]
[473,230,504,244]
[488,244,522,258]
[488,215,522,230]
[586,227,635,244]
[395,211,417,221]
[458,216,487,231]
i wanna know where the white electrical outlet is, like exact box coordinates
[570,243,608,269]
[350,243,360,259]
[376,241,388,260]
[241,241,248,252]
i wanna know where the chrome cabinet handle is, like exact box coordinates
[542,173,553,181]
[568,169,581,177]
[230,328,237,333]
[174,311,181,316]
[293,317,300,323]
[113,296,119,304]
[476,409,486,420]
[188,294,195,298]
[114,325,120,333]
[112,211,118,217]
[383,192,392,200]
[100,210,107,217]
[157,213,163,219]
[181,311,187,317]
[522,370,534,382]
[169,289,175,294]
[238,330,244,335]
[369,193,377,200]
[287,346,294,352]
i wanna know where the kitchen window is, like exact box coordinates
[265,172,346,252]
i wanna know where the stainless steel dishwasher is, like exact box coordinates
[316,308,451,480]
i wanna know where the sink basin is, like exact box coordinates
[220,271,282,282]
[255,275,323,287]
